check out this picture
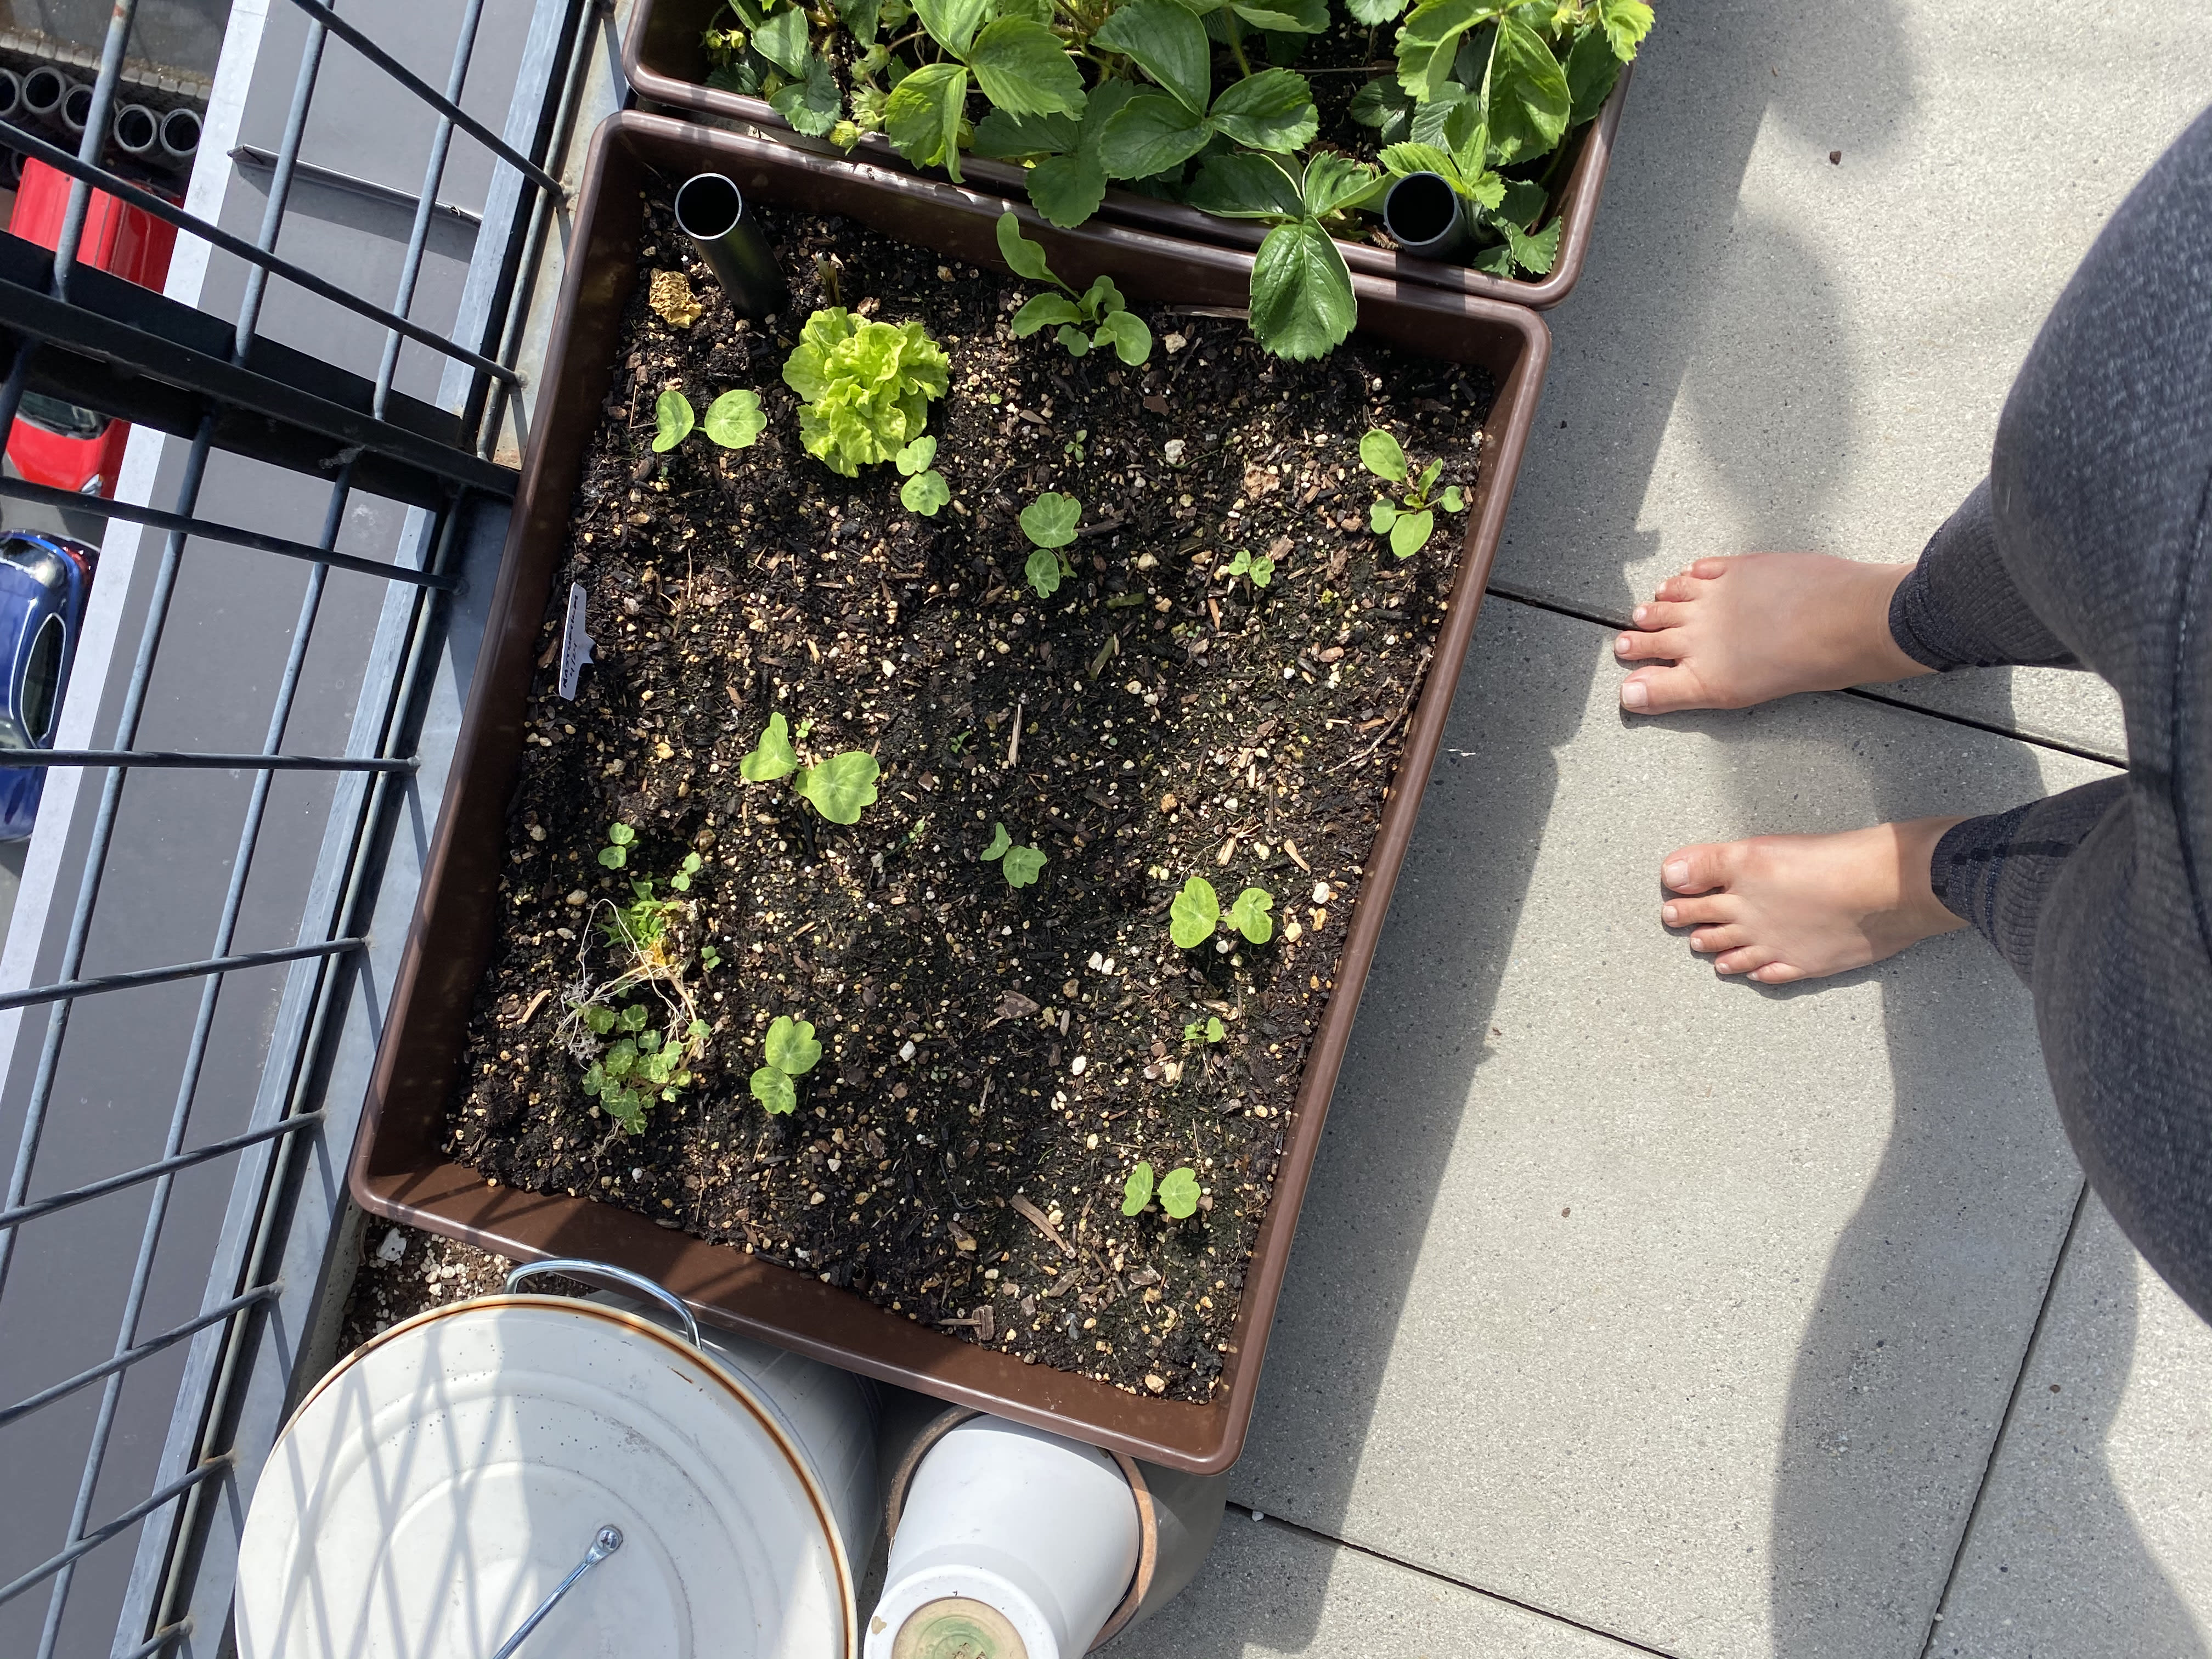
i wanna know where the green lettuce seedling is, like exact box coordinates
[1361,428,1465,558]
[740,712,881,825]
[996,212,1153,365]
[1020,490,1081,598]
[782,308,950,476]
[979,821,1048,887]
[895,435,951,516]
[750,1012,822,1114]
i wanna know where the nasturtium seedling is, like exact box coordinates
[669,850,704,891]
[1224,884,1276,943]
[703,388,766,448]
[1157,1166,1201,1219]
[895,435,951,516]
[1183,1015,1227,1045]
[1019,490,1082,598]
[1360,427,1465,558]
[1223,548,1274,588]
[651,388,695,453]
[741,713,799,782]
[796,750,881,824]
[979,821,1047,887]
[597,821,637,868]
[997,212,1154,365]
[751,1012,821,1115]
[1170,876,1220,948]
[1122,1160,1155,1216]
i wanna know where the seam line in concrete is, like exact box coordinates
[1235,1506,1689,1658]
[1483,584,2127,769]
[1912,1176,2092,1659]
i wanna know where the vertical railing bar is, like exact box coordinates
[146,493,471,1644]
[52,0,144,297]
[373,0,488,419]
[29,470,354,1657]
[234,11,331,357]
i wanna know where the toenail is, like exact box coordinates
[1621,679,1650,710]
[1614,634,1633,655]
[1632,606,1647,624]
[1663,860,1688,886]
[1662,903,1678,924]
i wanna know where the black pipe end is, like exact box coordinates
[1383,171,1468,260]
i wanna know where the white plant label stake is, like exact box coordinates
[558,582,595,699]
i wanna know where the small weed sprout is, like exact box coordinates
[979,821,1048,888]
[738,710,882,825]
[669,850,704,891]
[750,1013,822,1114]
[997,212,1153,365]
[1360,428,1466,558]
[1183,1015,1227,1045]
[895,435,951,516]
[1222,548,1274,589]
[1020,491,1082,599]
[1121,1160,1201,1219]
[597,821,636,868]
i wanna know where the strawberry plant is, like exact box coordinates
[1361,427,1465,557]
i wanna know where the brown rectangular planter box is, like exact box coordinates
[348,108,1548,1475]
[624,0,1629,311]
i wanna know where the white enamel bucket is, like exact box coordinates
[235,1259,878,1659]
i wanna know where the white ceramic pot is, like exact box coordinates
[236,1261,876,1659]
[868,1417,1141,1659]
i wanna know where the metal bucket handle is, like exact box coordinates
[504,1257,702,1349]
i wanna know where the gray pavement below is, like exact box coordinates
[1091,1,2212,1654]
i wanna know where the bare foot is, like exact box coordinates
[1616,552,1932,714]
[1660,817,1971,983]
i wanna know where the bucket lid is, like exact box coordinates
[236,1296,856,1659]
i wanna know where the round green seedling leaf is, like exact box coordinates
[1391,507,1435,558]
[652,388,695,453]
[609,823,636,845]
[1091,307,1153,365]
[597,842,628,868]
[1170,875,1220,948]
[894,435,939,476]
[1055,323,1092,358]
[751,1064,799,1114]
[619,1003,651,1032]
[764,1013,822,1075]
[901,469,951,515]
[1206,1015,1226,1042]
[1025,548,1064,599]
[582,1005,617,1036]
[704,388,766,448]
[1442,484,1466,512]
[1359,427,1408,482]
[1369,498,1398,533]
[1158,1166,1201,1219]
[795,751,881,823]
[740,711,799,782]
[1226,885,1275,943]
[1122,1160,1155,1216]
[1001,844,1047,887]
[981,822,1012,860]
[1020,490,1082,548]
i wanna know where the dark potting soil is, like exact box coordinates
[444,199,1492,1404]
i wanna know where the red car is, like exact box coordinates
[4,157,177,498]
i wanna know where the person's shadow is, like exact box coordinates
[1104,0,2203,1650]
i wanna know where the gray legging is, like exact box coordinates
[1883,103,2212,1322]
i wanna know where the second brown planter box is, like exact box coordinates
[349,109,1547,1475]
[624,0,1630,312]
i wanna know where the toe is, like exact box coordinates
[1629,600,1695,631]
[1749,961,1809,984]
[1660,842,1739,894]
[1613,627,1685,663]
[1660,894,1735,929]
[1620,664,1713,714]
[1689,923,1751,955]
[1688,556,1733,580]
[1654,572,1709,602]
[1713,943,1779,976]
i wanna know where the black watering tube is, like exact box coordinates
[674,172,788,319]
